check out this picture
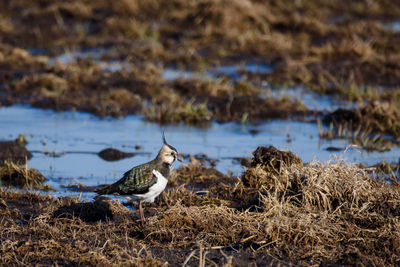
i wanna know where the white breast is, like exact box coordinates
[128,169,168,203]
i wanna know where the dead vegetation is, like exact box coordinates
[0,161,47,189]
[1,0,400,128]
[363,161,400,184]
[248,145,302,173]
[324,101,400,137]
[0,139,32,165]
[1,146,400,265]
[1,41,310,123]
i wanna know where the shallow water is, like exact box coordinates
[384,18,400,32]
[1,105,399,200]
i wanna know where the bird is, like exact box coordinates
[94,133,181,222]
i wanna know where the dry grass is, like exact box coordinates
[323,101,400,138]
[2,0,400,89]
[143,90,213,126]
[0,190,163,266]
[1,0,400,130]
[1,146,400,265]
[144,155,400,265]
[0,139,32,165]
[1,41,310,124]
[7,52,156,117]
[0,161,47,189]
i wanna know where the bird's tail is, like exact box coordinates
[94,184,112,195]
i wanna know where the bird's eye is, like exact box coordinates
[170,152,174,156]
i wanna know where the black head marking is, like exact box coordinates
[162,132,177,152]
[168,144,177,152]
[162,131,167,145]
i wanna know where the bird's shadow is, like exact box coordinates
[53,197,131,223]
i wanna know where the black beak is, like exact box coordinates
[176,154,183,162]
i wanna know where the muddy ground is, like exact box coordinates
[0,0,399,140]
[1,146,399,266]
[1,1,400,265]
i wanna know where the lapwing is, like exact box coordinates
[95,133,180,222]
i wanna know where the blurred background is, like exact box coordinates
[0,0,399,197]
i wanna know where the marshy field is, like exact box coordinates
[1,0,400,265]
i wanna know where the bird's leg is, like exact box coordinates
[185,206,189,217]
[138,201,146,222]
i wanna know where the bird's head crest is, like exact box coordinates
[162,131,167,145]
[158,132,180,164]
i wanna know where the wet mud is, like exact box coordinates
[323,101,400,138]
[98,148,135,161]
[0,1,398,132]
[53,196,131,223]
[0,161,47,189]
[0,139,32,165]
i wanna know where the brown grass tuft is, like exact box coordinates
[0,161,46,188]
[324,101,400,138]
[0,140,32,165]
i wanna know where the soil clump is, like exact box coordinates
[0,139,32,165]
[98,148,135,161]
[0,161,46,188]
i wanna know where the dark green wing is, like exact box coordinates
[95,160,158,195]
